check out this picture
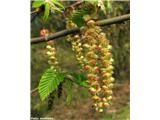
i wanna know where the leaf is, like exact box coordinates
[105,1,113,12]
[43,3,50,21]
[38,68,64,101]
[87,0,106,15]
[50,5,63,13]
[32,0,45,8]
[71,9,90,27]
[71,73,89,88]
[66,80,73,105]
[52,0,64,9]
[98,0,106,14]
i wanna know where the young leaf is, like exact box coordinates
[38,68,64,101]
[51,0,64,9]
[32,0,45,8]
[71,73,89,88]
[66,80,73,105]
[98,0,106,14]
[86,0,106,15]
[71,9,89,27]
[105,1,113,12]
[43,3,50,21]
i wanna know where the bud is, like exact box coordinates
[87,20,95,26]
[74,35,79,39]
[107,45,112,50]
[89,87,97,94]
[101,48,108,53]
[94,103,98,107]
[102,97,107,102]
[110,77,115,82]
[103,102,109,107]
[50,48,56,52]
[102,73,111,78]
[98,108,103,112]
[105,90,113,95]
[50,56,56,60]
[88,59,97,66]
[92,95,101,101]
[47,41,54,45]
[110,58,114,63]
[107,65,114,71]
[90,81,99,87]
[107,96,112,100]
[46,51,52,56]
[46,45,52,49]
[102,85,108,90]
[83,44,90,48]
[83,15,91,22]
[84,65,91,71]
[108,83,114,88]
[98,102,103,108]
[93,67,100,73]
[100,33,106,37]
[87,74,95,80]
[54,61,58,65]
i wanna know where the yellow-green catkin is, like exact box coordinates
[66,20,85,68]
[40,28,59,70]
[46,40,59,70]
[81,18,115,112]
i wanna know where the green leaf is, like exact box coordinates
[50,5,63,13]
[52,0,64,9]
[32,0,45,8]
[98,0,106,14]
[38,68,64,101]
[105,1,113,12]
[71,9,90,27]
[66,80,73,105]
[43,3,50,21]
[71,73,89,88]
[87,0,106,15]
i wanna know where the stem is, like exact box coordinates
[31,14,130,44]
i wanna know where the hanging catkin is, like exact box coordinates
[81,18,115,112]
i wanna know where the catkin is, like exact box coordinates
[81,19,115,112]
[66,20,85,68]
[40,29,59,70]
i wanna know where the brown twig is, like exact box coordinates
[66,0,84,10]
[31,14,130,44]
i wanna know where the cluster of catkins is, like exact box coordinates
[80,19,115,112]
[40,29,58,70]
[66,20,85,68]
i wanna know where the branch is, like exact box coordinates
[31,14,130,44]
[66,0,84,10]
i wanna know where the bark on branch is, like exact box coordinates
[31,14,130,44]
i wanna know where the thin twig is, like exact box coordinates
[31,88,38,95]
[66,0,84,10]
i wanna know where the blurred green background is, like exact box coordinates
[31,1,130,120]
